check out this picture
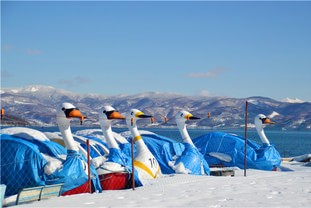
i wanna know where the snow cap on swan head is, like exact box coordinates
[175,110,200,122]
[255,114,275,126]
[58,102,87,124]
[99,105,125,120]
[126,109,152,120]
[126,109,153,126]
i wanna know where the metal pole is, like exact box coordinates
[1,107,4,120]
[131,137,135,190]
[87,139,92,193]
[244,101,248,177]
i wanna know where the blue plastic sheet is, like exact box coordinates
[174,143,210,175]
[0,133,102,197]
[0,134,47,196]
[140,133,209,175]
[46,150,102,194]
[192,132,281,170]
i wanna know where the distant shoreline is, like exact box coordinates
[1,125,311,132]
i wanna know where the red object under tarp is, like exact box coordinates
[61,181,90,196]
[99,172,131,190]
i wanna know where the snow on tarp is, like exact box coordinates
[75,129,129,144]
[192,131,281,170]
[173,143,210,175]
[1,127,66,158]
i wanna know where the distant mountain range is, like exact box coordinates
[1,85,311,130]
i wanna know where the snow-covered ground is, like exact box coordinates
[5,160,311,208]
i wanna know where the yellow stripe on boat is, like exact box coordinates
[134,160,157,178]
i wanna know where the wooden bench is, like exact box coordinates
[16,183,64,205]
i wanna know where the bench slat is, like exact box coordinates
[17,188,42,204]
[40,184,63,200]
[16,184,63,205]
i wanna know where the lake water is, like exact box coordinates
[135,128,311,158]
[17,126,310,158]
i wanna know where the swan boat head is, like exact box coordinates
[175,110,200,146]
[99,106,125,130]
[98,106,125,148]
[97,105,130,174]
[255,114,275,126]
[175,110,200,122]
[254,114,275,146]
[57,102,86,125]
[57,102,86,152]
[125,109,152,128]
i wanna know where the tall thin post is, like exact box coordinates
[87,139,92,193]
[131,137,135,190]
[1,107,4,120]
[244,101,248,177]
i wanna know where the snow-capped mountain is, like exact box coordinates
[1,85,311,130]
[282,97,305,103]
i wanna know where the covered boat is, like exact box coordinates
[193,131,281,170]
[0,133,102,197]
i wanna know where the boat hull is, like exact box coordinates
[61,182,90,196]
[99,172,131,190]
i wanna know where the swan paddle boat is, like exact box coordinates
[130,110,210,175]
[171,110,210,175]
[0,103,102,196]
[125,109,162,184]
[95,106,142,189]
[53,102,102,195]
[192,114,282,170]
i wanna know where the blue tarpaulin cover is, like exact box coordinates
[45,150,102,194]
[141,133,185,174]
[0,133,102,196]
[1,134,47,196]
[139,133,209,175]
[20,137,66,158]
[174,143,210,175]
[192,132,281,170]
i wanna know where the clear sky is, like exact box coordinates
[1,1,311,101]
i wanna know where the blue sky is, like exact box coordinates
[1,1,311,101]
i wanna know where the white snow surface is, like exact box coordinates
[6,160,311,208]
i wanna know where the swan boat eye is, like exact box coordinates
[260,117,267,123]
[105,110,115,118]
[64,108,75,117]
